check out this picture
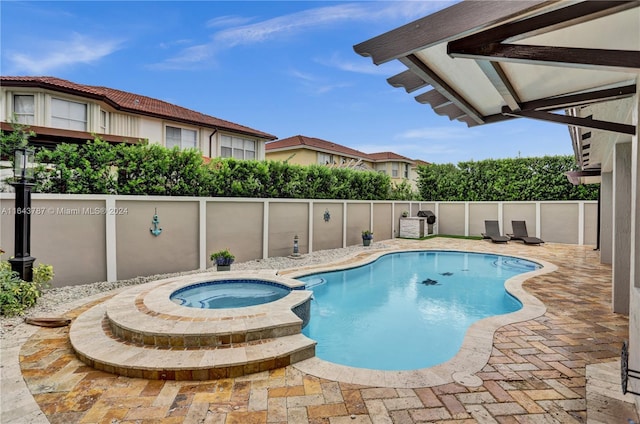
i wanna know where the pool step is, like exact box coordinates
[70,301,316,381]
[105,290,307,349]
[70,271,316,380]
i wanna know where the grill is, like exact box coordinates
[417,210,436,225]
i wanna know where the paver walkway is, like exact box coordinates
[5,239,639,423]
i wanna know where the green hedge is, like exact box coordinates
[33,138,392,200]
[416,156,598,201]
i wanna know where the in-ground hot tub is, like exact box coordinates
[170,279,298,309]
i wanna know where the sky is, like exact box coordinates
[0,1,576,165]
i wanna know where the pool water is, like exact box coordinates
[170,280,291,309]
[298,250,540,370]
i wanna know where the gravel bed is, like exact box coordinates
[0,243,388,336]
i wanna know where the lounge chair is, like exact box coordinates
[482,220,509,243]
[508,220,545,245]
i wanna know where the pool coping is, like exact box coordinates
[286,248,557,388]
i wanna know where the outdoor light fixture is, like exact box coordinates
[292,235,300,256]
[13,147,35,182]
[9,147,36,282]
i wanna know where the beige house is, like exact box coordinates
[265,135,423,188]
[0,76,276,158]
[355,0,640,411]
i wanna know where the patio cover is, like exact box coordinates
[354,0,640,184]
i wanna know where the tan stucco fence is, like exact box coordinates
[0,194,597,287]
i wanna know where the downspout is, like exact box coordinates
[208,128,218,158]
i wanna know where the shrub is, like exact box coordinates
[0,249,54,316]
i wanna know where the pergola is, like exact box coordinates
[354,0,640,404]
[354,0,638,181]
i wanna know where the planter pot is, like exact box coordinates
[363,238,372,246]
[216,264,231,271]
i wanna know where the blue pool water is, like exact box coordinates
[170,280,292,309]
[298,251,540,370]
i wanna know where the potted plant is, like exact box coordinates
[210,248,235,271]
[401,210,409,218]
[361,230,373,246]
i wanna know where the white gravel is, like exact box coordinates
[0,243,388,337]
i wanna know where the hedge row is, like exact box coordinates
[416,156,599,201]
[33,139,392,200]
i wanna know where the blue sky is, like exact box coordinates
[1,1,575,165]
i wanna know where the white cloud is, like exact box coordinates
[213,4,367,47]
[206,15,254,28]
[315,52,405,76]
[156,1,455,69]
[159,39,193,49]
[6,33,122,74]
[287,68,351,95]
[397,126,473,140]
[149,44,219,70]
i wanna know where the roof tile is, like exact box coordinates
[266,135,416,164]
[1,76,276,140]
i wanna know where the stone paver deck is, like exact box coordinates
[2,238,639,423]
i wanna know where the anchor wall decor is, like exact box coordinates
[149,208,162,236]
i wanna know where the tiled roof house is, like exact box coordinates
[265,135,425,188]
[0,76,276,159]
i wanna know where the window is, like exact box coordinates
[13,95,34,125]
[221,136,232,157]
[166,126,197,149]
[221,135,256,159]
[100,110,108,133]
[318,152,333,165]
[404,164,409,178]
[243,139,256,160]
[392,162,399,177]
[51,98,87,130]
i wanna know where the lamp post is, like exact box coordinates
[9,147,36,282]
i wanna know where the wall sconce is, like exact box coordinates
[323,209,331,222]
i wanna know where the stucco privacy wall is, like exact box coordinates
[313,202,343,252]
[0,197,107,284]
[116,200,199,281]
[503,204,537,236]
[269,202,309,258]
[541,203,580,244]
[469,203,499,237]
[207,201,263,264]
[438,203,466,236]
[346,203,371,247]
[583,202,598,246]
[0,194,597,287]
[373,203,393,241]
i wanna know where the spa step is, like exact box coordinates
[70,302,316,381]
[106,292,307,348]
[101,270,311,348]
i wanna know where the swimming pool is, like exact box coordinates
[298,250,540,370]
[170,279,294,309]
